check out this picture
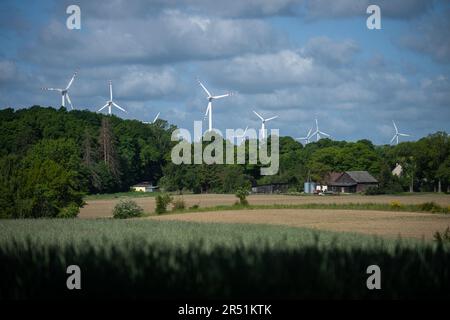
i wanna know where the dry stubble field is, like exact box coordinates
[78,193,450,239]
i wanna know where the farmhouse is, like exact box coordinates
[327,171,378,193]
[131,181,159,193]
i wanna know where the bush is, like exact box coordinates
[419,202,442,213]
[389,201,403,209]
[172,198,186,211]
[235,187,250,206]
[57,203,80,218]
[364,186,384,195]
[113,200,144,219]
[190,204,199,210]
[155,193,172,214]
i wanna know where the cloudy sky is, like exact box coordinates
[0,0,449,144]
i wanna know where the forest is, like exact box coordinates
[0,106,449,218]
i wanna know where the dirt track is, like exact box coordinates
[149,209,450,240]
[79,193,450,219]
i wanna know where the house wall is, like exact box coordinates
[132,187,146,192]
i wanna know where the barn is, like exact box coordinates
[327,171,378,193]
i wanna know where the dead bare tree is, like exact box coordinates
[98,118,120,178]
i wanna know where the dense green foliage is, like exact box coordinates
[235,187,250,206]
[112,200,144,219]
[0,219,448,299]
[155,193,173,214]
[0,106,449,217]
[0,106,174,218]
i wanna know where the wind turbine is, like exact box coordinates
[198,79,232,132]
[98,80,127,115]
[311,119,331,141]
[236,126,248,144]
[253,110,278,140]
[296,127,313,144]
[391,120,410,145]
[143,112,160,124]
[42,71,77,109]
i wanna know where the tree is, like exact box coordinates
[98,117,121,179]
[436,156,450,192]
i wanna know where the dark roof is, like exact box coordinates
[345,171,378,183]
[324,172,343,184]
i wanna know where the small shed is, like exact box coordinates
[252,183,289,194]
[131,182,159,193]
[327,171,378,193]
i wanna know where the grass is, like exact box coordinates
[84,191,160,200]
[0,219,419,250]
[0,219,449,299]
[164,201,450,216]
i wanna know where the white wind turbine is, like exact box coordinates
[296,127,313,144]
[253,110,278,140]
[98,80,127,115]
[143,112,160,124]
[42,71,77,109]
[391,120,410,145]
[311,119,331,141]
[236,126,248,144]
[198,79,232,132]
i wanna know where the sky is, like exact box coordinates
[0,0,449,145]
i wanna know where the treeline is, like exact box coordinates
[0,106,175,218]
[162,134,450,195]
[0,106,449,218]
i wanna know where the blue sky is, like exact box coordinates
[0,0,449,144]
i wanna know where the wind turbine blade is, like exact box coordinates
[307,128,313,138]
[265,115,278,122]
[65,72,77,90]
[212,93,230,99]
[153,112,160,123]
[109,81,113,101]
[390,135,397,144]
[392,120,398,133]
[112,102,127,113]
[253,110,264,121]
[236,126,247,138]
[98,103,109,112]
[398,133,410,137]
[65,93,73,110]
[42,87,62,92]
[319,131,330,137]
[198,80,212,97]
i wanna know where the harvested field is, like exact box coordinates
[150,209,450,240]
[79,193,450,218]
